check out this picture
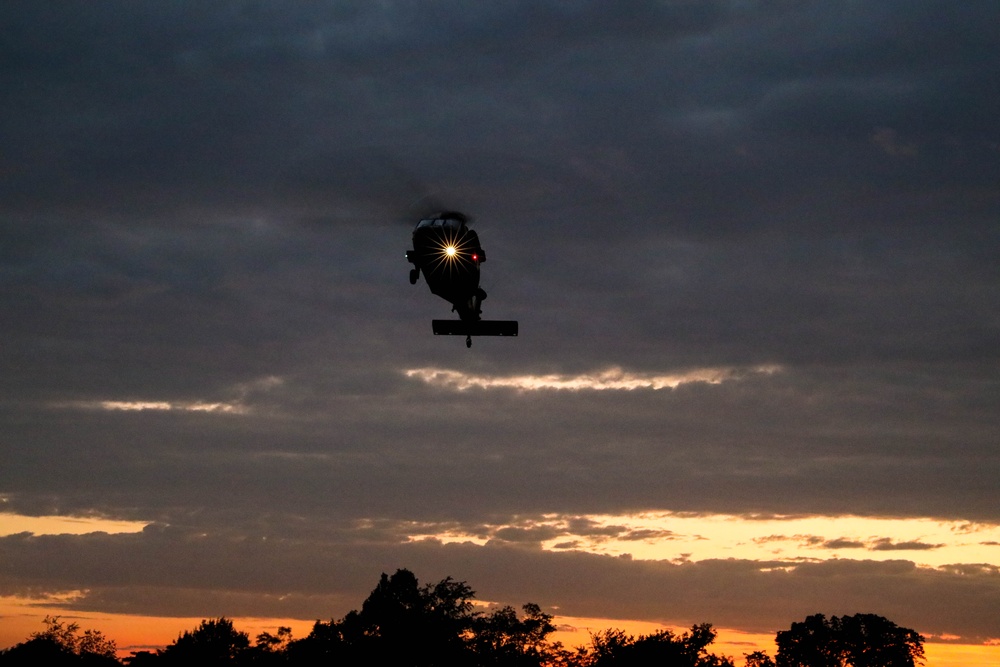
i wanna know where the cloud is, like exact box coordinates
[754,534,939,552]
[403,365,781,392]
[43,376,287,416]
[753,534,956,555]
[71,400,249,415]
[822,538,867,550]
[393,513,1000,571]
[619,529,678,542]
[869,538,944,552]
[2,529,999,643]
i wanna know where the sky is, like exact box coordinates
[1,0,999,662]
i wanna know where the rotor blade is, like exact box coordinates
[268,146,449,227]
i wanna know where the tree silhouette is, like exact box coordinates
[283,617,348,665]
[244,626,292,666]
[284,569,569,666]
[158,618,250,665]
[0,616,118,666]
[586,623,735,667]
[254,626,291,653]
[357,569,476,664]
[835,614,924,667]
[472,602,560,666]
[0,576,932,667]
[743,650,776,667]
[775,614,842,667]
[775,614,924,667]
[288,568,480,666]
[0,637,79,666]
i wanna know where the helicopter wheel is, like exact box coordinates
[466,335,472,348]
[409,268,419,284]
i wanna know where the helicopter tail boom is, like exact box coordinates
[432,320,518,337]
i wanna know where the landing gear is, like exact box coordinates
[466,335,472,348]
[409,268,419,285]
[471,288,488,315]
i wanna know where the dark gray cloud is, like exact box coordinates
[2,530,999,643]
[869,538,943,551]
[3,364,996,523]
[754,535,945,551]
[2,0,999,647]
[822,538,866,550]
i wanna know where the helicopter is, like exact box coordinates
[405,210,518,347]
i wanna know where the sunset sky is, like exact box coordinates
[2,2,998,664]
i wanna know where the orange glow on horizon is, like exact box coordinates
[0,597,315,658]
[548,616,777,659]
[2,598,998,666]
[0,512,148,537]
[0,597,1000,667]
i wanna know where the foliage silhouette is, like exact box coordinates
[472,602,563,666]
[0,616,117,666]
[743,650,776,667]
[0,575,932,667]
[287,568,480,665]
[775,613,925,667]
[286,568,568,666]
[157,618,250,665]
[245,626,293,666]
[586,624,734,667]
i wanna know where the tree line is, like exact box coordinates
[0,568,925,666]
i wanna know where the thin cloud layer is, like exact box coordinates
[43,376,286,415]
[66,401,249,415]
[404,365,781,391]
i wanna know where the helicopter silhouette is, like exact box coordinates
[406,210,517,347]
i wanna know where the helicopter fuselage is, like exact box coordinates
[406,213,486,322]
